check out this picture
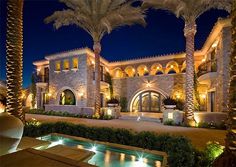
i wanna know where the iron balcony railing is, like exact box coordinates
[36,75,49,83]
[197,60,217,77]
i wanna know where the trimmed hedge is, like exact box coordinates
[24,121,196,167]
[27,109,113,120]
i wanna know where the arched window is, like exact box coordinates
[168,69,177,74]
[131,91,162,112]
[59,89,76,105]
[155,71,163,75]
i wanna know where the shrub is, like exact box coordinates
[107,98,119,104]
[164,119,175,126]
[120,97,128,112]
[163,97,177,105]
[24,121,196,167]
[27,109,113,120]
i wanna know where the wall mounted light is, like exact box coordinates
[79,92,84,99]
[146,82,151,88]
[157,66,160,70]
[168,112,173,119]
[170,65,174,69]
[212,40,218,48]
[176,94,181,99]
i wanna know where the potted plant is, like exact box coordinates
[163,97,177,109]
[107,98,119,107]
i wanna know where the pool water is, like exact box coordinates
[38,134,164,167]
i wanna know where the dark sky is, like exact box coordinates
[0,0,229,87]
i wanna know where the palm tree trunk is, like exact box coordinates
[212,2,236,166]
[226,0,236,155]
[184,21,196,126]
[6,0,24,123]
[93,42,101,116]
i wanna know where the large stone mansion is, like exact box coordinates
[33,18,231,115]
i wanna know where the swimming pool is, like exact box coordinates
[38,133,167,167]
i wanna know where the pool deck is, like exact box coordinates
[26,114,227,150]
[0,148,95,167]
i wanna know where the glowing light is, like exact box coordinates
[91,61,95,65]
[77,145,84,149]
[131,155,136,161]
[157,66,160,70]
[90,145,97,152]
[0,102,5,113]
[201,94,206,99]
[202,58,206,62]
[138,157,144,163]
[176,94,180,99]
[212,41,218,48]
[47,93,52,97]
[49,139,63,147]
[107,109,112,116]
[168,113,173,119]
[146,82,151,88]
[155,161,161,167]
[37,68,41,72]
[120,153,125,161]
[137,116,141,121]
[170,65,174,69]
[79,92,84,99]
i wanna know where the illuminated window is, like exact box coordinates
[72,57,78,69]
[55,61,61,71]
[63,59,69,70]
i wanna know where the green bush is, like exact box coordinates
[24,121,196,167]
[120,97,128,112]
[27,109,113,120]
[164,119,175,126]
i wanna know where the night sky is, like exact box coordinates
[0,0,229,87]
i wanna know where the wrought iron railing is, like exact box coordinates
[36,75,49,83]
[197,60,217,77]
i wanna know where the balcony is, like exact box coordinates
[36,75,49,88]
[197,60,217,85]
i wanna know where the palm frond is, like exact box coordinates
[142,0,232,23]
[45,0,146,42]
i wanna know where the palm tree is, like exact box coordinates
[45,0,146,116]
[142,0,232,126]
[213,1,236,165]
[6,0,24,122]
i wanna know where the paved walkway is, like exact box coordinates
[26,114,227,150]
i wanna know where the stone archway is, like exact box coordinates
[129,88,168,112]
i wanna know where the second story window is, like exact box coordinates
[55,61,61,71]
[63,59,69,70]
[72,57,78,69]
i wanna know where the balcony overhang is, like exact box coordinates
[93,81,109,90]
[36,82,48,88]
[198,72,217,85]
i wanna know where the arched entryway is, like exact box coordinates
[130,90,164,113]
[59,89,76,105]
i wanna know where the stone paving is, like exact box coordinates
[26,114,227,150]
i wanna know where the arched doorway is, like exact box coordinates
[59,89,76,105]
[131,90,163,112]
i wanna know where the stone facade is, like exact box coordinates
[33,18,231,115]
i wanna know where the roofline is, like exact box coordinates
[33,18,231,67]
[200,18,231,55]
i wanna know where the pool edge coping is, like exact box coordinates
[49,133,168,167]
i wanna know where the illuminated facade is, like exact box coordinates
[33,18,231,114]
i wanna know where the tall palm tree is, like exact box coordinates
[45,0,146,116]
[6,0,24,122]
[213,2,236,165]
[142,0,232,126]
